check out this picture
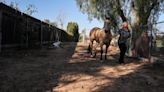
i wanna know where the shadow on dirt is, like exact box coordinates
[1,43,164,92]
[95,60,164,92]
[0,42,77,92]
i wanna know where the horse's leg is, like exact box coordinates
[105,44,110,60]
[89,40,94,56]
[87,43,91,53]
[100,45,103,60]
[93,42,99,57]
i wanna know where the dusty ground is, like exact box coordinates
[0,42,164,92]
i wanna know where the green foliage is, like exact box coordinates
[156,35,164,54]
[76,0,164,29]
[66,22,79,41]
[156,35,164,47]
[76,0,127,28]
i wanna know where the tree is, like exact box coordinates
[1,0,6,4]
[44,19,51,24]
[44,19,58,27]
[51,22,58,27]
[24,4,37,15]
[76,0,164,57]
[76,0,164,26]
[10,1,19,10]
[56,11,66,29]
[6,0,37,16]
[67,22,79,42]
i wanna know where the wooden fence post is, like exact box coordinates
[40,21,43,47]
[0,11,2,53]
[26,17,29,48]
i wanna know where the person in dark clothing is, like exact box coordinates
[118,22,131,64]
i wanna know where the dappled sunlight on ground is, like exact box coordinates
[52,42,149,92]
[53,62,147,92]
[0,42,164,92]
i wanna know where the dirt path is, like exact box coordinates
[0,42,164,92]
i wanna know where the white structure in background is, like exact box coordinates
[53,32,61,48]
[81,29,87,44]
[53,41,61,48]
[110,35,119,47]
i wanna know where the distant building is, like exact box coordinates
[156,32,164,37]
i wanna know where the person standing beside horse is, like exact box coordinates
[118,22,131,64]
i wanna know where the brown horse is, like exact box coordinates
[132,31,150,58]
[88,18,112,60]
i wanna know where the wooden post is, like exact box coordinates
[40,21,43,47]
[0,11,2,53]
[26,17,29,48]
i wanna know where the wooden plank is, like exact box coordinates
[0,11,2,52]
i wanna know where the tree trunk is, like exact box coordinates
[116,0,127,22]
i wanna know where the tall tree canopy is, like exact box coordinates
[76,0,164,28]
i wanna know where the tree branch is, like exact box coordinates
[144,0,158,24]
[116,0,127,22]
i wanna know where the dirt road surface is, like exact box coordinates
[0,42,164,92]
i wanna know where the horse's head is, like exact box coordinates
[103,17,111,33]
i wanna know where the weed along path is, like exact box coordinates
[0,42,164,92]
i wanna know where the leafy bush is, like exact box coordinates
[66,22,79,42]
